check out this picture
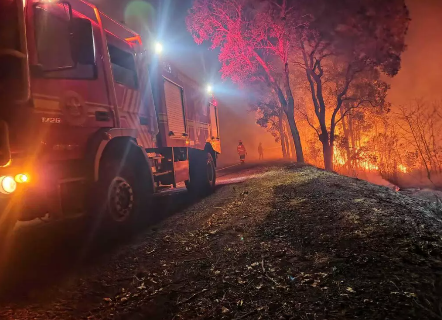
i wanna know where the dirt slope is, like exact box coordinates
[2,164,442,319]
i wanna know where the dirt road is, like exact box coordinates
[1,162,442,319]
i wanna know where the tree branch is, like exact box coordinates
[299,109,320,137]
[334,100,373,125]
[300,40,321,118]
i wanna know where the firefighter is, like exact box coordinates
[258,142,264,160]
[237,140,247,164]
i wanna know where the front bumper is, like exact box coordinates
[0,160,52,222]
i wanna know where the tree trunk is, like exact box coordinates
[280,64,304,163]
[280,131,288,158]
[348,111,356,149]
[287,122,296,160]
[282,113,296,159]
[283,132,290,159]
[285,109,304,162]
[319,123,334,171]
[278,109,288,158]
[322,141,333,171]
[282,116,290,158]
[340,107,352,170]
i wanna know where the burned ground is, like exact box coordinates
[1,163,442,319]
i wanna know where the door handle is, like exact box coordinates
[139,117,148,125]
[95,111,110,122]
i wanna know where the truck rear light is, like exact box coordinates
[0,176,17,194]
[15,174,29,183]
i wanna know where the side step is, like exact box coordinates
[152,170,173,183]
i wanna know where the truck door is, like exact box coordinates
[163,79,186,138]
[0,0,29,104]
[106,39,156,148]
[28,3,113,159]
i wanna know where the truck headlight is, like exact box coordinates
[15,174,29,183]
[0,176,16,194]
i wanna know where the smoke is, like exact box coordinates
[216,89,283,167]
[90,0,282,167]
[92,0,442,175]
[387,0,442,106]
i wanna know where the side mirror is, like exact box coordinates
[70,18,95,65]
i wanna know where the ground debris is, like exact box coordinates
[2,163,442,320]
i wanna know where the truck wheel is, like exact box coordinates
[95,159,148,231]
[187,152,216,196]
[203,152,216,192]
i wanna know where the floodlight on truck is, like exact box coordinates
[154,42,163,54]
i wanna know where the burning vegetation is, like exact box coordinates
[186,0,441,189]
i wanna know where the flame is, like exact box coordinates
[398,164,407,173]
[361,162,379,171]
[333,147,378,171]
[333,148,346,166]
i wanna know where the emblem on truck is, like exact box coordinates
[60,91,88,126]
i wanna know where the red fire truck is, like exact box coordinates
[0,0,221,238]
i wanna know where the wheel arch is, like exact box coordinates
[86,129,154,192]
[99,138,154,191]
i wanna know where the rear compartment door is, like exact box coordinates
[209,103,219,139]
[163,79,186,137]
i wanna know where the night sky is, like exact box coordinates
[90,0,442,165]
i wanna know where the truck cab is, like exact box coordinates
[0,0,221,239]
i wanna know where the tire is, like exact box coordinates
[93,158,149,232]
[187,151,216,196]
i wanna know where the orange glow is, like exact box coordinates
[15,174,29,183]
[1,159,12,168]
[361,163,379,171]
[125,35,143,46]
[398,164,407,173]
[333,148,346,166]
[333,147,378,171]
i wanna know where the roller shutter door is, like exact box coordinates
[164,80,186,135]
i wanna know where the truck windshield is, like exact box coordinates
[0,0,23,101]
[0,0,20,51]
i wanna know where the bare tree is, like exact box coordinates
[397,100,442,184]
[292,0,409,171]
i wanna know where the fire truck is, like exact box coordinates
[0,0,221,238]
